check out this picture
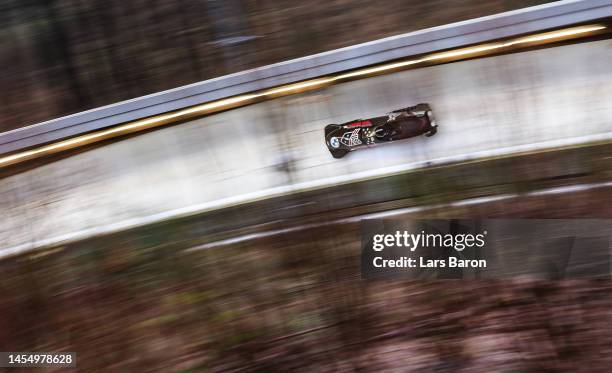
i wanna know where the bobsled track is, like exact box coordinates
[2,1,612,257]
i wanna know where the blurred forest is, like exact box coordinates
[0,0,552,132]
[2,184,612,371]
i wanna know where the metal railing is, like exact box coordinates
[1,0,611,158]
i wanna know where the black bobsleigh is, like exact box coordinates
[324,103,438,158]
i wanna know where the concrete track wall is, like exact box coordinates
[2,39,612,254]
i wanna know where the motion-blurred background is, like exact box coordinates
[3,0,612,372]
[1,0,550,131]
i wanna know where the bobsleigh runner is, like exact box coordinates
[324,103,438,158]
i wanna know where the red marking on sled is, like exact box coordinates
[345,120,372,128]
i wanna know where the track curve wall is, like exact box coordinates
[2,39,612,255]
